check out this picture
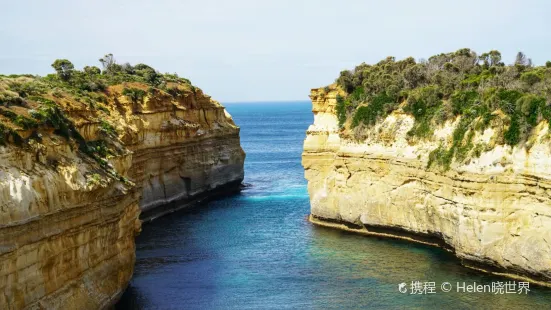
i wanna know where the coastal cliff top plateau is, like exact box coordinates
[315,49,551,171]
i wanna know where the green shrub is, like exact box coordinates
[504,114,521,145]
[0,108,17,120]
[460,69,494,87]
[497,89,523,113]
[451,90,479,115]
[520,71,542,86]
[29,101,73,139]
[427,145,453,170]
[99,120,116,135]
[0,92,23,106]
[352,93,394,128]
[336,95,347,128]
[122,87,146,103]
[541,101,551,128]
[518,95,545,126]
[402,86,442,138]
[51,59,75,81]
[0,55,195,152]
[13,115,38,130]
[86,173,102,187]
[8,81,47,98]
[86,140,113,158]
[84,66,101,75]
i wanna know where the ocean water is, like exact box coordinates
[117,101,551,309]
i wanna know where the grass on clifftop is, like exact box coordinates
[0,54,195,178]
[0,54,194,144]
[334,49,551,170]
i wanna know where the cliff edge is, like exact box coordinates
[0,58,244,309]
[303,50,551,286]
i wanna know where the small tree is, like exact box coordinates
[83,66,101,75]
[514,52,528,66]
[479,50,502,67]
[488,50,502,66]
[546,61,551,68]
[51,59,74,81]
[99,53,116,73]
[336,70,355,93]
[134,63,161,85]
[121,62,134,74]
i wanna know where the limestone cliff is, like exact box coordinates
[302,85,551,286]
[0,74,244,309]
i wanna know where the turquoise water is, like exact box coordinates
[117,102,551,309]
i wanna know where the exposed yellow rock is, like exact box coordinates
[0,81,244,309]
[302,86,551,286]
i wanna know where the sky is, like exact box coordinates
[1,0,550,102]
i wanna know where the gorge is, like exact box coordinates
[0,60,244,309]
[3,48,551,309]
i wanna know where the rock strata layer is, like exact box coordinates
[0,80,244,309]
[302,86,551,286]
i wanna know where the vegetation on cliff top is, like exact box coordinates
[0,54,194,179]
[334,49,551,170]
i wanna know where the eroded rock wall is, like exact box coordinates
[117,86,245,216]
[0,82,244,309]
[302,86,551,285]
[0,137,141,309]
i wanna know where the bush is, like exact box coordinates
[406,86,442,117]
[86,140,113,158]
[99,120,116,135]
[86,173,102,187]
[0,92,23,106]
[8,81,47,98]
[497,89,523,115]
[504,114,521,145]
[30,104,72,139]
[83,66,101,75]
[13,115,38,130]
[520,71,542,86]
[451,90,478,115]
[427,145,453,170]
[518,95,545,126]
[51,59,75,81]
[122,87,146,103]
[336,95,347,128]
[351,93,394,128]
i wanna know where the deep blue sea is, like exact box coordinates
[117,102,551,309]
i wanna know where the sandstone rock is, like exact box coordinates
[302,86,551,286]
[0,81,244,309]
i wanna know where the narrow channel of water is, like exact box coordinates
[117,101,551,309]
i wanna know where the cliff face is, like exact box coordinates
[0,77,244,309]
[107,83,245,219]
[302,86,551,286]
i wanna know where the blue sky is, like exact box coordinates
[1,0,549,102]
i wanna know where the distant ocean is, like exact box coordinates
[117,101,551,309]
